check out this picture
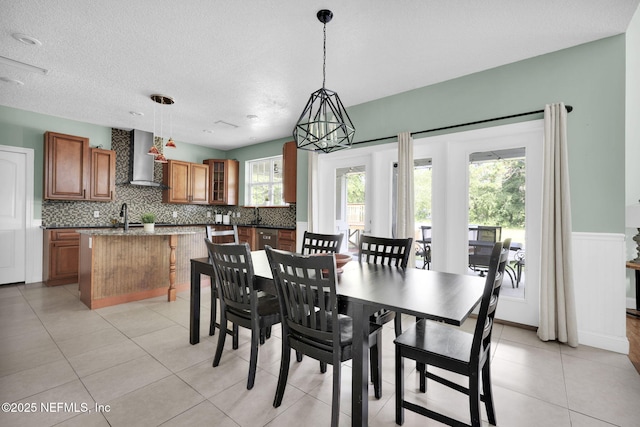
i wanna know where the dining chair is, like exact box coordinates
[205,225,239,337]
[301,231,344,254]
[358,234,413,337]
[265,246,383,426]
[205,241,281,390]
[205,224,239,244]
[415,225,432,270]
[394,238,511,427]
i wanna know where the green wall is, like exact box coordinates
[0,105,224,218]
[1,34,630,233]
[277,35,626,233]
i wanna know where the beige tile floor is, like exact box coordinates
[1,281,639,426]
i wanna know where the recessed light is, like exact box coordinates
[0,77,24,86]
[203,129,214,134]
[249,137,257,141]
[12,33,42,46]
[246,115,258,120]
[129,111,144,116]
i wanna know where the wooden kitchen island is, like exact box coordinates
[77,226,206,309]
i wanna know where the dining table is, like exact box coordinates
[190,250,485,427]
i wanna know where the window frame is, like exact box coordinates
[245,155,285,206]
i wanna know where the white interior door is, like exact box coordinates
[0,147,28,284]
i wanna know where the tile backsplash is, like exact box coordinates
[42,129,296,228]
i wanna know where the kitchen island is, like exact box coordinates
[77,226,207,309]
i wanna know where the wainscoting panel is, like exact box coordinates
[572,232,628,354]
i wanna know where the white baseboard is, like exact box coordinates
[578,329,629,354]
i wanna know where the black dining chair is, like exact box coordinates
[205,241,281,390]
[358,234,413,337]
[394,238,511,427]
[205,225,239,338]
[266,246,383,426]
[301,231,344,254]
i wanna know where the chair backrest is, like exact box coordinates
[358,235,413,268]
[266,246,340,350]
[470,226,502,243]
[301,231,344,255]
[205,225,239,244]
[205,240,256,314]
[471,238,511,362]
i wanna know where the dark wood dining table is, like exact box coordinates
[190,250,484,427]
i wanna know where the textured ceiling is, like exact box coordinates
[1,0,638,150]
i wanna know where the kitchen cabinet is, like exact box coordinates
[44,131,116,201]
[203,159,238,206]
[43,229,80,286]
[162,160,209,204]
[89,148,116,201]
[277,229,296,252]
[283,141,297,204]
[238,226,255,250]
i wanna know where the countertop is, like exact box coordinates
[42,223,296,230]
[76,226,202,236]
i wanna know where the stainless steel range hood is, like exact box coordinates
[129,129,161,186]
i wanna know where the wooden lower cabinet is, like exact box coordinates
[277,229,296,252]
[238,226,255,250]
[43,229,80,286]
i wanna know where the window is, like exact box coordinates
[246,156,284,206]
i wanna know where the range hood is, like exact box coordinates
[129,129,161,186]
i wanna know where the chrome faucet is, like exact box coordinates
[120,203,129,231]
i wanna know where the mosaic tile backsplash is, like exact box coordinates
[42,129,296,228]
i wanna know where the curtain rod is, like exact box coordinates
[352,104,574,146]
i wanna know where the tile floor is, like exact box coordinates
[1,281,639,427]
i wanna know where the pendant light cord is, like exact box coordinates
[322,22,326,89]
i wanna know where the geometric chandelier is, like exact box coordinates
[293,9,355,154]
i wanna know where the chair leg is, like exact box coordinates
[273,339,291,407]
[265,326,272,339]
[394,314,402,337]
[209,289,217,336]
[418,362,426,393]
[232,324,239,349]
[247,326,259,390]
[259,328,266,345]
[295,350,303,362]
[320,361,327,373]
[213,311,227,367]
[482,361,497,425]
[331,358,341,427]
[469,370,481,427]
[370,334,382,399]
[395,345,404,425]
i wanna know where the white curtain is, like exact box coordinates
[538,102,578,347]
[397,132,415,267]
[307,151,319,233]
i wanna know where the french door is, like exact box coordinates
[317,120,543,326]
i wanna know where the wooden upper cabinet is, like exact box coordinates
[89,148,116,201]
[44,131,90,200]
[190,163,210,204]
[283,141,297,204]
[162,160,209,204]
[44,131,115,201]
[203,159,239,206]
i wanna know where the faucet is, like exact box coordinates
[120,203,129,231]
[255,207,261,225]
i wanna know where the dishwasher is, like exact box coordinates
[256,228,278,250]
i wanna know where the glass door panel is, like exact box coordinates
[467,148,526,299]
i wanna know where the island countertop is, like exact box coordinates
[76,226,202,236]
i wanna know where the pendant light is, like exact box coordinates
[293,9,355,154]
[149,94,175,162]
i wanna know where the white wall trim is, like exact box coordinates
[572,231,628,354]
